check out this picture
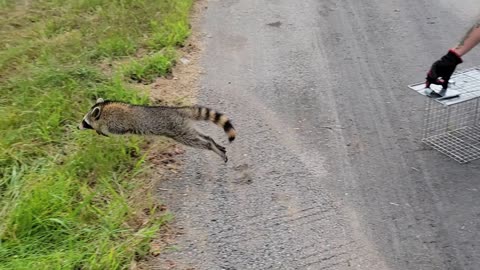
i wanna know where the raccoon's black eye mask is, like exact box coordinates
[82,120,93,129]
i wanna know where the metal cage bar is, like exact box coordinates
[410,66,480,163]
[422,96,480,163]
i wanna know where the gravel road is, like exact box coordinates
[154,1,480,269]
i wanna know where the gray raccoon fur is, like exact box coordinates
[79,98,236,162]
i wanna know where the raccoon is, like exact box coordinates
[79,98,236,162]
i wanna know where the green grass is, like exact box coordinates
[123,49,176,83]
[0,0,192,269]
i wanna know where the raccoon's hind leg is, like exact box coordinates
[198,133,226,152]
[200,134,228,162]
[173,130,228,163]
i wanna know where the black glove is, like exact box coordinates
[426,50,463,89]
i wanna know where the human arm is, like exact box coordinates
[426,19,480,88]
[452,20,480,56]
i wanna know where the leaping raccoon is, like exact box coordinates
[78,98,236,162]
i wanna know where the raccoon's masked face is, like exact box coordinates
[78,98,106,135]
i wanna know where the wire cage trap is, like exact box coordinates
[409,67,480,163]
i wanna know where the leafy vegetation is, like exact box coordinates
[0,0,192,269]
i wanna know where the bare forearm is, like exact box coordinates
[453,19,480,57]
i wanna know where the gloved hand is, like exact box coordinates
[426,49,463,89]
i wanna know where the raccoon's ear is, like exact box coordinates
[91,107,101,120]
[96,98,104,103]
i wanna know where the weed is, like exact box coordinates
[123,49,177,84]
[0,0,192,269]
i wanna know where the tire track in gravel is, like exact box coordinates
[152,0,480,269]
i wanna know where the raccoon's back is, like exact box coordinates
[129,106,190,136]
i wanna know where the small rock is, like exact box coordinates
[180,57,190,65]
[267,21,282,27]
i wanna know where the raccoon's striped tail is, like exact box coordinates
[179,106,236,142]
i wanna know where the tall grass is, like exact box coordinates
[0,0,192,269]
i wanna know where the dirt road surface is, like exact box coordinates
[153,1,480,269]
